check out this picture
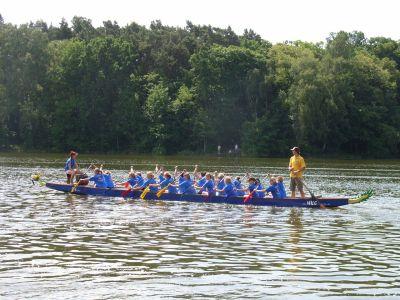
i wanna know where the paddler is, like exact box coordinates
[132,172,158,192]
[247,177,264,198]
[64,150,79,184]
[256,177,280,199]
[233,176,245,196]
[126,172,137,187]
[149,172,177,194]
[103,170,115,188]
[277,176,287,198]
[194,172,207,188]
[197,173,215,195]
[155,164,165,182]
[88,168,107,188]
[288,146,306,198]
[170,173,196,194]
[135,172,145,187]
[216,176,237,197]
[215,173,225,196]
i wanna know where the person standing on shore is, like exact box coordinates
[288,146,306,198]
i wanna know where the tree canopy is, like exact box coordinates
[0,17,399,157]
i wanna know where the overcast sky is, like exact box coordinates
[1,0,399,43]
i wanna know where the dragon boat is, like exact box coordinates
[45,182,372,208]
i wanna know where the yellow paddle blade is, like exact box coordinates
[140,187,150,199]
[156,186,167,198]
[70,183,79,193]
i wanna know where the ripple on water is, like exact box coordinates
[0,157,400,298]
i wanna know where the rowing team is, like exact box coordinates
[74,164,288,199]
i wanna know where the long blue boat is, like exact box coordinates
[45,182,372,208]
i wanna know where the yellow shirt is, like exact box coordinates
[289,155,306,178]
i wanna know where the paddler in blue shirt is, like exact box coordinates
[233,176,245,196]
[64,150,79,184]
[216,176,237,197]
[254,179,265,198]
[215,173,225,196]
[247,177,264,198]
[247,177,257,194]
[149,172,178,194]
[103,170,115,188]
[89,168,107,188]
[155,164,166,182]
[277,176,287,198]
[135,172,145,187]
[195,172,207,188]
[171,173,196,194]
[125,172,137,188]
[257,177,280,199]
[197,173,215,195]
[133,172,158,192]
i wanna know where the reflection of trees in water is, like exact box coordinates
[286,208,304,272]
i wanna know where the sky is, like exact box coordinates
[1,0,399,43]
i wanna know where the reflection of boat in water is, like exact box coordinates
[46,182,372,208]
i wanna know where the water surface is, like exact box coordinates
[0,154,399,299]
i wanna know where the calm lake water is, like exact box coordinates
[0,153,399,299]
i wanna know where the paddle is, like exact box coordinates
[70,162,96,193]
[140,186,150,199]
[156,179,175,198]
[301,179,316,200]
[121,181,131,198]
[244,189,256,203]
[70,182,79,193]
[156,186,168,198]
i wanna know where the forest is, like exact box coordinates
[0,15,399,157]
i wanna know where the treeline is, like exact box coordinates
[0,15,399,157]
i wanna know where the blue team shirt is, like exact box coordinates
[179,179,196,194]
[103,174,115,188]
[64,158,76,171]
[127,177,137,187]
[217,179,225,195]
[249,183,264,198]
[159,177,178,194]
[248,183,256,192]
[197,177,206,186]
[256,184,265,198]
[158,174,165,183]
[140,178,158,192]
[266,184,279,199]
[277,182,286,198]
[200,180,215,193]
[136,175,144,187]
[223,183,237,197]
[233,179,244,196]
[89,174,107,188]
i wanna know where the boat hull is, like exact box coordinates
[45,182,354,208]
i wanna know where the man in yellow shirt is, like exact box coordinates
[288,146,306,198]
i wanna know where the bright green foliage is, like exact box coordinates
[0,18,399,157]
